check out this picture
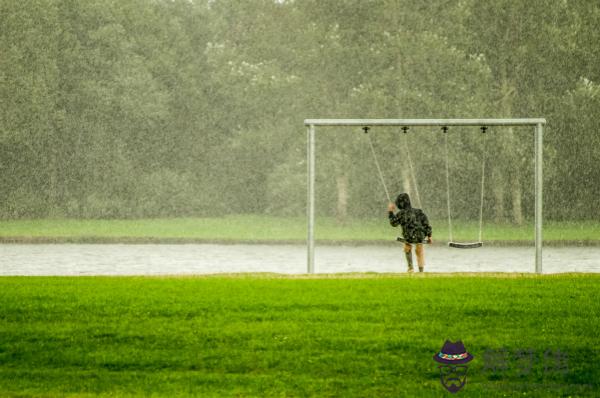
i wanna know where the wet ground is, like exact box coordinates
[1,244,599,275]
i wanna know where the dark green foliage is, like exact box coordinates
[0,0,598,220]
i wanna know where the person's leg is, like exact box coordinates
[404,243,414,272]
[415,243,425,272]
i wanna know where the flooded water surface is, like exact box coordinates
[1,244,599,275]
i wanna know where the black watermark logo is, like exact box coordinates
[483,347,569,377]
[433,340,474,393]
[432,342,575,393]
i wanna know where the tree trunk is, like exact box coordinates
[336,174,348,224]
[504,125,524,225]
[492,167,505,223]
[499,70,524,225]
[511,178,523,225]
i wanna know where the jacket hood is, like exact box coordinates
[395,193,412,210]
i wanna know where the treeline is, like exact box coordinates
[1,0,599,221]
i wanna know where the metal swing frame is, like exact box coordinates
[304,118,546,274]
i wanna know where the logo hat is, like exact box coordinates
[433,340,474,365]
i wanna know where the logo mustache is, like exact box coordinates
[445,377,462,386]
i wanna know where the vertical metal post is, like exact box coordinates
[535,123,543,273]
[307,124,316,273]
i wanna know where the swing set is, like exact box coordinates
[364,124,486,249]
[304,118,546,273]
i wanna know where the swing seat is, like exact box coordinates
[397,237,431,244]
[448,241,483,249]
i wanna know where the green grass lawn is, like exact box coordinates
[0,216,599,243]
[0,275,599,397]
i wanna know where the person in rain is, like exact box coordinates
[388,193,432,273]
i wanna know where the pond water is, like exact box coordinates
[1,244,599,275]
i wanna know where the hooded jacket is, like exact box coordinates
[389,193,432,243]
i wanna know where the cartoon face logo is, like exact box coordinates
[438,364,468,393]
[433,340,474,393]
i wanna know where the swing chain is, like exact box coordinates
[364,126,392,203]
[443,125,487,248]
[401,126,422,209]
[478,126,488,242]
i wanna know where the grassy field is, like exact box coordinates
[0,216,599,243]
[0,274,599,397]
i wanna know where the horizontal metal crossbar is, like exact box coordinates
[304,118,546,127]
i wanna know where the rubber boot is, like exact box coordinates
[419,266,424,273]
[405,251,414,273]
